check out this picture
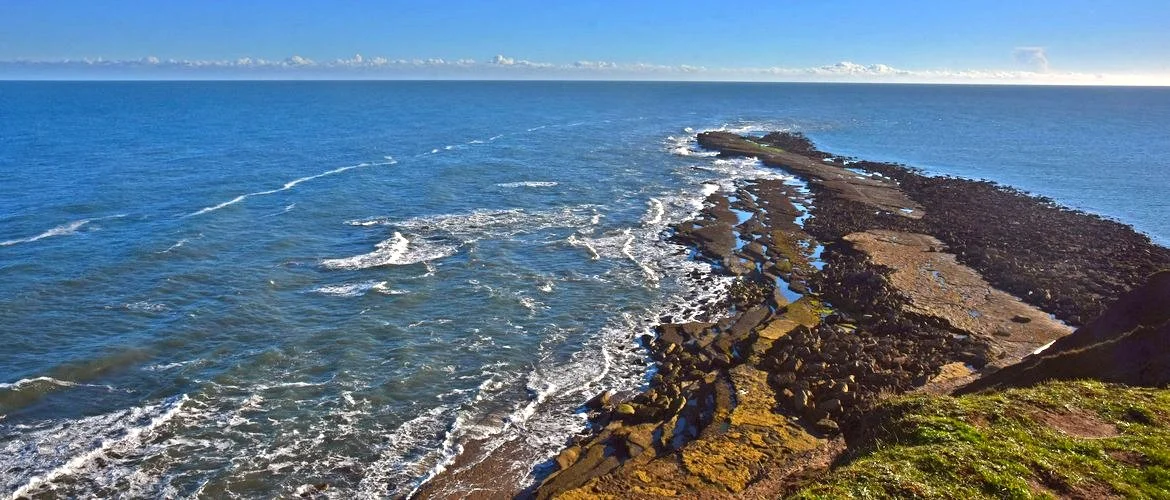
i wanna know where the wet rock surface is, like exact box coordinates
[525,131,1170,499]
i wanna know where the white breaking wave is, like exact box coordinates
[0,220,90,247]
[495,181,559,188]
[364,138,763,496]
[123,301,168,313]
[185,160,395,217]
[0,214,126,247]
[346,206,599,245]
[311,280,405,297]
[321,232,458,270]
[644,198,666,225]
[0,376,79,391]
[160,238,188,253]
[696,157,795,193]
[707,121,795,136]
[142,359,203,372]
[262,203,296,218]
[4,394,189,498]
[665,134,719,157]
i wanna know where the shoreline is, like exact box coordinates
[418,130,1170,498]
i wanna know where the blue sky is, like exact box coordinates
[2,0,1168,83]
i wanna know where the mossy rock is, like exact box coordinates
[682,439,768,493]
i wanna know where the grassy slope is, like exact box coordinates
[794,381,1170,499]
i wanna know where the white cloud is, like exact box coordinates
[285,55,313,66]
[2,53,1167,86]
[1013,47,1050,72]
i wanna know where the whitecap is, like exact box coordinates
[0,214,125,247]
[160,238,189,253]
[321,232,457,270]
[644,198,665,225]
[0,376,79,391]
[390,206,597,242]
[124,301,168,313]
[311,280,403,297]
[4,394,189,498]
[262,203,296,218]
[185,160,394,217]
[142,359,202,372]
[665,134,718,157]
[495,181,559,188]
[0,219,91,247]
[706,121,794,136]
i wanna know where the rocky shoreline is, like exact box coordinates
[410,130,1170,499]
[525,131,1170,498]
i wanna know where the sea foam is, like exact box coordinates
[495,181,559,188]
[321,232,457,270]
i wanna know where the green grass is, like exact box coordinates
[793,380,1170,499]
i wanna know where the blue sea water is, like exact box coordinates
[1,81,1167,497]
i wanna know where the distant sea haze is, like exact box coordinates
[1,81,1166,497]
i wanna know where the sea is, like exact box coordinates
[2,82,1168,498]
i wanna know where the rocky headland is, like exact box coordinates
[525,131,1170,499]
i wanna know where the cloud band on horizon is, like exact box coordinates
[2,54,1167,86]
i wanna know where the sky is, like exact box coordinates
[2,0,1168,84]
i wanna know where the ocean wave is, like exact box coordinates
[495,181,559,188]
[3,394,189,498]
[665,134,719,157]
[0,376,80,391]
[321,232,457,270]
[346,206,600,245]
[0,219,91,247]
[693,157,795,193]
[262,203,296,218]
[160,238,188,253]
[312,280,405,297]
[142,359,203,372]
[123,301,168,313]
[186,160,395,217]
[357,405,457,497]
[379,179,738,496]
[0,214,126,247]
[703,120,795,136]
[644,198,666,225]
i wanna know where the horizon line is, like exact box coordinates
[2,77,1169,88]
